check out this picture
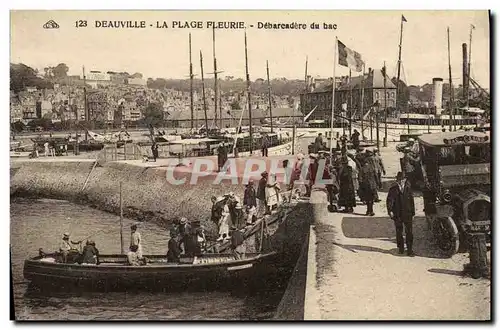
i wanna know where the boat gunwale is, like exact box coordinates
[24,251,278,271]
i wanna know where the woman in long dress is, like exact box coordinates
[217,199,231,241]
[338,157,356,213]
[265,174,281,210]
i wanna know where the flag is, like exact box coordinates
[337,40,364,72]
[471,24,476,29]
[402,15,407,22]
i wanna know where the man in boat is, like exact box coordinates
[127,224,144,266]
[183,219,202,258]
[227,192,244,229]
[243,180,258,226]
[59,233,82,263]
[81,240,99,265]
[257,171,270,217]
[229,225,246,260]
[166,230,182,263]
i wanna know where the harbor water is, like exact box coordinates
[10,198,288,320]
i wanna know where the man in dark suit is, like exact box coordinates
[386,171,416,256]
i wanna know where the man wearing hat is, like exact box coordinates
[257,171,269,217]
[305,154,319,197]
[230,225,246,260]
[373,148,386,189]
[387,171,416,256]
[351,129,360,151]
[401,147,420,187]
[59,233,81,263]
[81,240,99,265]
[127,224,143,266]
[227,192,244,229]
[243,180,257,226]
[166,230,182,263]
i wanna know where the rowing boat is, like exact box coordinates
[23,251,281,291]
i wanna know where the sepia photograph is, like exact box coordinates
[9,9,491,321]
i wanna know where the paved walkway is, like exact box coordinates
[304,189,491,320]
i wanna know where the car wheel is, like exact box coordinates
[434,216,459,257]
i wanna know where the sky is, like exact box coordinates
[10,10,490,87]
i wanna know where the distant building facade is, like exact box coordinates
[300,68,397,123]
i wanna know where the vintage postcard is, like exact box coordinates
[10,10,491,321]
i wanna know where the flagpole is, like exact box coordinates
[396,15,407,134]
[330,37,338,155]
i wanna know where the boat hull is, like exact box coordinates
[23,252,284,291]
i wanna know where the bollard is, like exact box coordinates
[383,137,387,147]
[464,233,489,279]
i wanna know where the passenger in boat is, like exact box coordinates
[81,240,99,265]
[227,192,244,229]
[217,200,231,242]
[230,225,246,260]
[185,219,203,257]
[257,171,270,217]
[59,233,82,264]
[167,230,182,263]
[244,180,258,226]
[127,224,143,266]
[266,173,281,211]
[211,196,224,232]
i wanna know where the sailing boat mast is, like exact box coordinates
[244,30,253,154]
[466,24,474,110]
[200,51,209,137]
[211,27,223,130]
[396,15,407,133]
[302,56,308,123]
[266,60,274,133]
[189,33,194,130]
[82,65,88,141]
[447,27,455,132]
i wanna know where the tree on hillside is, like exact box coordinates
[142,102,164,142]
[10,63,53,94]
[53,63,69,78]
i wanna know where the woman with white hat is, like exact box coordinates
[217,197,231,241]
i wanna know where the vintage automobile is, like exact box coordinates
[416,131,491,256]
